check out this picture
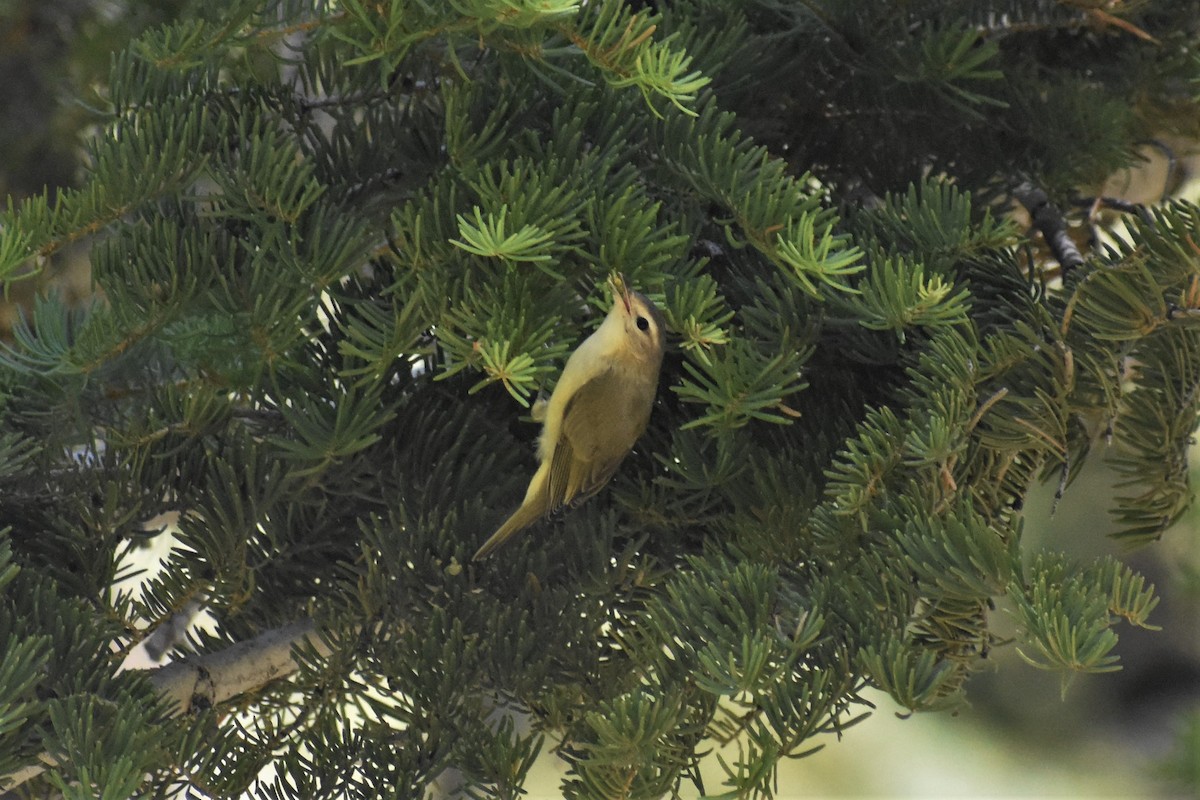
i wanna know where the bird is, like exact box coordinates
[472,273,666,560]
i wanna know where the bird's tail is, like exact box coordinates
[472,500,545,561]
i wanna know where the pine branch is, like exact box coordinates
[149,618,328,714]
[0,619,328,794]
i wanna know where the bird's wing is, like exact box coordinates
[547,368,647,509]
[545,432,575,513]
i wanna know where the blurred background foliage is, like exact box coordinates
[1,0,1198,796]
[0,0,193,325]
[0,0,202,195]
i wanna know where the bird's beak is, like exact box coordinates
[609,272,632,314]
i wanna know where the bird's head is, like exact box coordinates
[608,272,665,364]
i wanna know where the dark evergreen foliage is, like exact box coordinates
[1,0,1198,796]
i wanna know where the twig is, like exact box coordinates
[1014,182,1085,277]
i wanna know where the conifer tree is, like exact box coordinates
[1,1,1198,797]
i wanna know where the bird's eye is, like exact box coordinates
[636,316,650,332]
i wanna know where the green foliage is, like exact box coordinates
[844,256,970,338]
[857,637,967,714]
[564,690,699,800]
[1,0,1198,797]
[0,530,191,793]
[1161,708,1200,795]
[1009,552,1164,698]
[891,25,1006,117]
